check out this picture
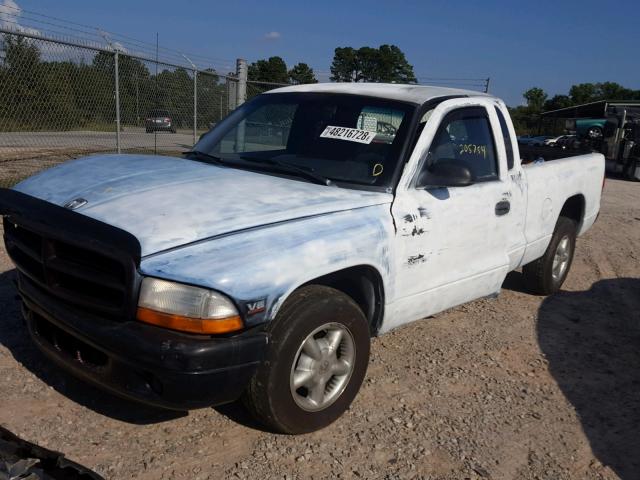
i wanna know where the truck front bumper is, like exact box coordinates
[19,275,268,410]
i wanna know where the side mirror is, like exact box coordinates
[416,160,474,188]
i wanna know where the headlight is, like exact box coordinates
[137,277,243,334]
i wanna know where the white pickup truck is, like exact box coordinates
[0,83,604,434]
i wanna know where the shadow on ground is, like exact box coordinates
[502,270,528,294]
[537,278,640,479]
[213,401,272,433]
[0,269,184,425]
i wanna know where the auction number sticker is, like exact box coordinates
[320,125,376,144]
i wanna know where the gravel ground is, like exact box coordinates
[0,178,638,480]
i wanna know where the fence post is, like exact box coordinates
[193,69,197,144]
[236,58,247,106]
[233,59,248,151]
[114,50,121,153]
[484,77,491,93]
[182,55,198,145]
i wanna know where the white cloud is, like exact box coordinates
[263,31,281,41]
[0,0,41,36]
[0,0,20,29]
[0,0,96,60]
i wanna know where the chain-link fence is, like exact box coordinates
[0,28,288,187]
[0,27,492,189]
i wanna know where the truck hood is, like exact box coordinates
[14,154,393,256]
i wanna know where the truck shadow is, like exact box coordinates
[537,278,640,479]
[501,270,529,294]
[0,269,184,425]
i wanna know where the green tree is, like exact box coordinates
[330,45,416,83]
[595,81,634,100]
[376,44,416,83]
[569,83,598,104]
[543,94,572,111]
[84,51,118,126]
[288,62,317,84]
[3,34,40,71]
[196,69,226,125]
[155,68,193,127]
[117,56,151,125]
[1,35,43,128]
[523,87,547,113]
[329,47,361,82]
[248,56,289,83]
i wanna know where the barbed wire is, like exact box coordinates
[0,3,235,72]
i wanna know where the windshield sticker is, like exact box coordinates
[320,126,376,144]
[372,163,384,176]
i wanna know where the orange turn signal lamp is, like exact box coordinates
[137,307,243,335]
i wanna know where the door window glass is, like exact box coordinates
[425,107,498,181]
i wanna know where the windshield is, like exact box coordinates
[193,92,416,188]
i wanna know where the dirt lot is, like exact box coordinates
[0,178,638,480]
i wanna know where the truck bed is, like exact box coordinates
[520,152,605,266]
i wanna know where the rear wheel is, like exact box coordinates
[243,285,370,434]
[586,126,603,140]
[523,216,577,295]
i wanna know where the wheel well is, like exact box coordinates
[303,266,385,337]
[559,194,585,229]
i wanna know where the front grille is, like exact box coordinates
[3,217,134,318]
[32,312,109,370]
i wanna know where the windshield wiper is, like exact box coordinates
[182,150,225,165]
[184,151,333,186]
[238,156,333,186]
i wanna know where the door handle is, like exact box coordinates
[495,200,510,216]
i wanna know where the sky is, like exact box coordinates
[4,0,640,105]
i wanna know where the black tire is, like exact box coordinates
[624,158,639,181]
[243,285,370,434]
[586,126,603,140]
[523,216,577,295]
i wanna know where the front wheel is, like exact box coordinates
[243,285,370,434]
[523,216,577,295]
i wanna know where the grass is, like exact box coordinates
[0,175,29,188]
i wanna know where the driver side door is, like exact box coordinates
[387,99,513,330]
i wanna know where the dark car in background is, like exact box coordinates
[517,135,554,146]
[145,109,177,133]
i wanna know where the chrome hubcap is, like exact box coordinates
[289,322,356,412]
[552,235,571,281]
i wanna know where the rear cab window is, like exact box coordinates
[494,107,515,170]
